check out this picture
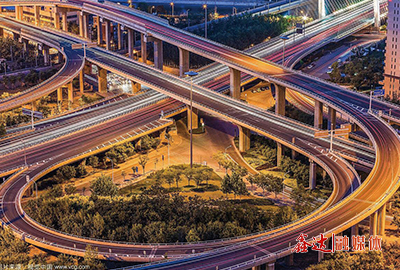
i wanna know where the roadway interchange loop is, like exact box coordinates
[0,17,360,263]
[0,1,398,269]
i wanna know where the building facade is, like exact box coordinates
[384,0,400,100]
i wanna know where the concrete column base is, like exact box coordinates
[98,67,107,93]
[370,211,378,236]
[275,84,286,116]
[187,106,199,130]
[377,204,386,236]
[277,142,283,166]
[314,100,323,129]
[328,107,336,130]
[238,126,251,152]
[141,33,147,64]
[79,70,84,94]
[309,160,316,189]
[179,47,190,77]
[67,82,73,107]
[154,39,163,70]
[229,68,241,99]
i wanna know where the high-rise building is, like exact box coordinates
[384,0,400,100]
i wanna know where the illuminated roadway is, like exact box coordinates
[0,15,362,264]
[0,0,399,269]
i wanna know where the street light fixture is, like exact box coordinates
[185,71,198,168]
[105,157,114,183]
[280,35,290,64]
[203,4,208,39]
[170,2,174,16]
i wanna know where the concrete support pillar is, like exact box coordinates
[79,69,84,94]
[252,266,261,270]
[285,253,294,266]
[318,251,324,262]
[128,29,134,58]
[131,80,141,94]
[351,224,359,236]
[83,13,89,39]
[58,51,63,63]
[140,33,147,64]
[291,137,297,159]
[314,100,323,129]
[374,0,380,28]
[57,87,63,102]
[277,142,283,166]
[309,160,316,189]
[267,261,275,270]
[96,16,102,45]
[377,204,386,236]
[153,39,163,70]
[62,10,67,32]
[97,66,107,93]
[15,6,23,21]
[187,106,199,130]
[34,6,41,26]
[328,107,336,130]
[238,126,251,152]
[229,68,241,99]
[67,82,73,105]
[78,11,84,37]
[117,24,123,50]
[53,7,60,29]
[370,211,378,236]
[275,84,286,116]
[179,47,190,77]
[42,46,50,66]
[318,0,326,19]
[105,19,111,51]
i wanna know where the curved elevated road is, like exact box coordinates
[0,19,84,112]
[0,16,360,263]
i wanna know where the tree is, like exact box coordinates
[76,162,87,178]
[121,170,126,181]
[232,174,248,199]
[56,165,76,181]
[163,169,175,188]
[202,166,213,186]
[186,229,200,242]
[82,245,105,270]
[183,167,195,186]
[90,213,105,238]
[290,184,315,216]
[274,206,297,227]
[90,174,118,197]
[0,123,6,137]
[88,156,99,170]
[391,208,400,232]
[266,176,283,199]
[64,184,76,195]
[221,174,233,197]
[139,154,149,174]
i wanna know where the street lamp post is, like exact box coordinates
[185,71,198,168]
[106,157,114,183]
[280,35,290,64]
[170,2,174,16]
[203,4,208,39]
[224,145,232,155]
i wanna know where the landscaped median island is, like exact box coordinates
[21,128,331,246]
